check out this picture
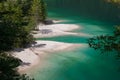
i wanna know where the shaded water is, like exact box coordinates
[30,46,119,80]
[30,0,120,80]
[45,0,120,24]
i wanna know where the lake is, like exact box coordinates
[29,0,120,80]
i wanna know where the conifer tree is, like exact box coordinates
[0,0,47,79]
[0,0,34,51]
[30,0,47,30]
[0,0,34,80]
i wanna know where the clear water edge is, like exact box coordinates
[28,6,120,80]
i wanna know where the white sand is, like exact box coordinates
[33,24,79,38]
[13,40,80,72]
[13,20,90,73]
[13,48,40,72]
[32,23,90,38]
[52,20,65,23]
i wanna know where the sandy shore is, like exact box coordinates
[32,24,79,38]
[13,48,40,72]
[13,20,90,73]
[52,20,66,23]
[32,23,91,38]
[13,40,80,72]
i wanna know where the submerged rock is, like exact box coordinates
[44,20,54,25]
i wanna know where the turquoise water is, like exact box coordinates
[31,47,119,80]
[29,1,120,80]
[37,35,87,43]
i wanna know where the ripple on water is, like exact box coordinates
[29,5,119,80]
[29,43,120,80]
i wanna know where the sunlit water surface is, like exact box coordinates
[29,1,120,80]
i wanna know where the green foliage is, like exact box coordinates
[0,0,47,79]
[0,52,34,80]
[107,0,120,3]
[0,52,22,70]
[0,0,48,79]
[88,26,120,57]
[0,0,34,51]
[29,0,47,30]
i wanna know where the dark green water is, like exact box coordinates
[30,0,120,80]
[45,0,120,24]
[37,35,87,43]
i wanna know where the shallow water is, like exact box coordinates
[29,1,120,80]
[30,45,120,80]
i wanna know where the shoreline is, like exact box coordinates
[32,23,91,38]
[13,20,87,73]
[32,24,80,38]
[13,40,81,73]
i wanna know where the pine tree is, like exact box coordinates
[39,0,47,23]
[0,0,34,51]
[88,26,120,58]
[0,52,34,80]
[0,0,34,80]
[30,0,47,30]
